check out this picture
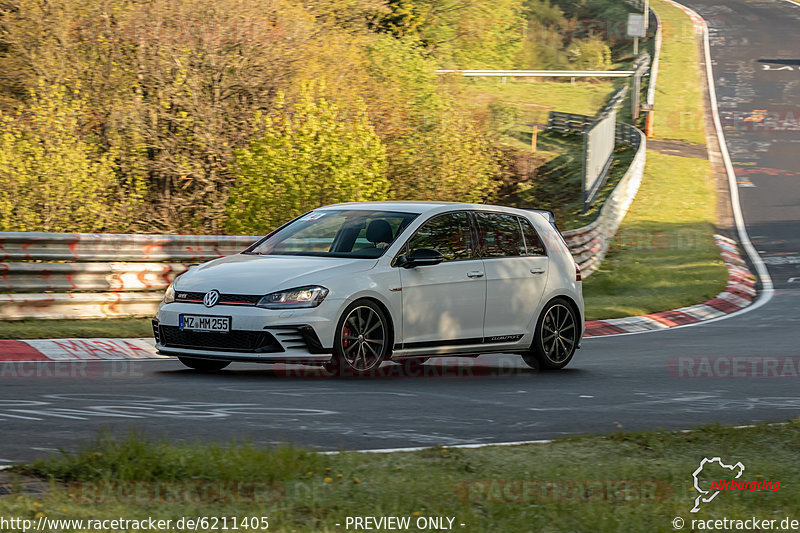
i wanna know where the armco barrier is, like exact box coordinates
[0,233,259,319]
[0,232,257,262]
[0,292,167,320]
[563,125,646,276]
[0,262,192,292]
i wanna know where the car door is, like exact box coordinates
[475,212,548,341]
[398,211,486,347]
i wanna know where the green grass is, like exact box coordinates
[457,77,618,150]
[0,318,152,339]
[4,421,799,531]
[650,0,706,144]
[460,78,616,118]
[583,152,727,319]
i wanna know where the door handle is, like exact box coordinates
[530,268,545,274]
[467,271,485,278]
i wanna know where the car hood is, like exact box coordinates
[174,254,377,295]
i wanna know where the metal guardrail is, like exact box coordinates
[546,113,594,133]
[601,85,630,116]
[547,111,642,150]
[0,262,191,292]
[0,233,259,318]
[0,232,258,262]
[646,9,662,108]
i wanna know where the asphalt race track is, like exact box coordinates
[1,0,799,464]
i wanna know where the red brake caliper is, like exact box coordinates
[342,323,353,349]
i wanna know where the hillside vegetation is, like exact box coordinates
[0,0,631,234]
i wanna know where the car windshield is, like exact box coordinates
[245,209,419,259]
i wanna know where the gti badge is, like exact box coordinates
[203,289,220,308]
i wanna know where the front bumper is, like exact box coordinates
[153,300,339,364]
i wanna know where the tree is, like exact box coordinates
[388,109,498,202]
[225,83,389,234]
[0,84,143,232]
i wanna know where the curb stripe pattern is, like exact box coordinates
[0,338,162,362]
[584,234,756,337]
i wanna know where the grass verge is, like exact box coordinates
[583,152,727,319]
[3,421,798,531]
[0,318,152,339]
[649,0,707,144]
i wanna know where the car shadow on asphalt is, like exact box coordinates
[156,360,585,381]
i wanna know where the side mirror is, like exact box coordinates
[398,248,445,268]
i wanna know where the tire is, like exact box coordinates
[522,298,578,370]
[326,299,392,377]
[394,357,429,374]
[178,356,231,372]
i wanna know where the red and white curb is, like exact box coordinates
[0,337,162,362]
[585,235,756,336]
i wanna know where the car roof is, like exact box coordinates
[317,201,546,218]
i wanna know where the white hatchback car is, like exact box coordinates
[153,202,584,375]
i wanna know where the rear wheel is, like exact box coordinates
[522,299,578,370]
[178,356,230,372]
[326,300,391,377]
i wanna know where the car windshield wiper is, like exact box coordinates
[241,251,263,255]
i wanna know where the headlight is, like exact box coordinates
[257,286,329,309]
[163,283,176,304]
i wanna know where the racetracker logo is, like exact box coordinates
[667,356,800,378]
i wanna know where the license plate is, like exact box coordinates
[179,315,230,332]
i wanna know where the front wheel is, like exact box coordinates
[326,300,392,377]
[522,299,578,370]
[178,356,230,372]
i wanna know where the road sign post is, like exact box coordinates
[627,14,646,57]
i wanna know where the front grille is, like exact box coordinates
[175,291,262,306]
[159,326,283,353]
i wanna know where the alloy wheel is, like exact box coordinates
[340,305,386,371]
[540,303,576,364]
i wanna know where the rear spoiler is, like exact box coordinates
[520,208,572,252]
[520,208,559,231]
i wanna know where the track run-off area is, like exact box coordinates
[0,0,799,464]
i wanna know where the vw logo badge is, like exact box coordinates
[203,290,220,308]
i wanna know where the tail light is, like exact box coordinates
[575,262,582,282]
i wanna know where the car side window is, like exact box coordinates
[406,212,474,262]
[475,212,525,258]
[519,217,546,256]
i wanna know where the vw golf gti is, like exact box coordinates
[153,202,584,375]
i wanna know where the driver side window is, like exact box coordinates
[406,212,474,262]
